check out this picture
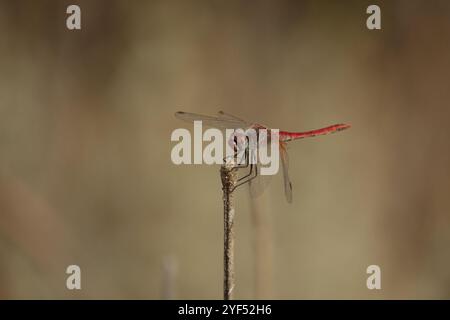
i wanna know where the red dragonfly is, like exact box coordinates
[175,111,350,203]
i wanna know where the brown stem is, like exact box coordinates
[221,163,237,300]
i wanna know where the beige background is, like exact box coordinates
[0,0,449,299]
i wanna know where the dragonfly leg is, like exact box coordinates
[221,135,258,193]
[237,161,253,182]
[231,164,258,192]
[236,136,259,182]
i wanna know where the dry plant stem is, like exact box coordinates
[221,163,238,300]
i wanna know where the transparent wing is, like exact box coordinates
[280,143,293,203]
[175,111,248,129]
[217,111,250,125]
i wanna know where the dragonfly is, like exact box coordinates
[175,111,350,203]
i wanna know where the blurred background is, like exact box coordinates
[0,0,449,299]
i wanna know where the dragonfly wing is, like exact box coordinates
[217,111,250,126]
[175,111,248,129]
[280,144,293,203]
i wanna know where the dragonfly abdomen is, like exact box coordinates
[280,124,350,141]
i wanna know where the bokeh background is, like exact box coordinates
[0,0,449,299]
